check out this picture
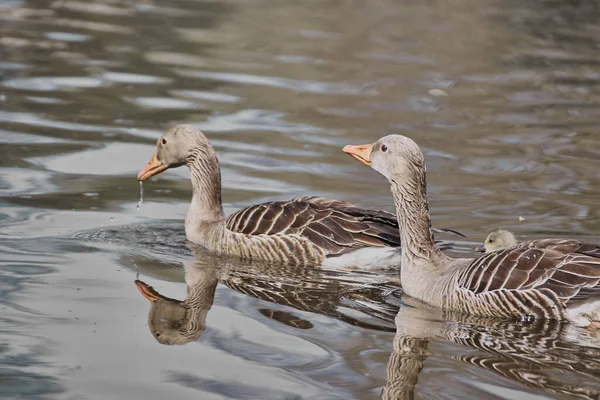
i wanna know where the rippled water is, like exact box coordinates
[2,0,600,399]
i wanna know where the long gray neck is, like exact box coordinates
[185,147,225,227]
[389,166,446,268]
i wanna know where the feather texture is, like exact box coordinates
[463,239,600,304]
[225,196,401,256]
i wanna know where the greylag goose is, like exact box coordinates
[343,135,600,326]
[475,229,517,253]
[137,125,463,268]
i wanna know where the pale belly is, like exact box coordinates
[322,247,402,271]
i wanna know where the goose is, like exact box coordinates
[137,124,463,268]
[475,229,517,253]
[343,135,600,326]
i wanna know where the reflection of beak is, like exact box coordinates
[137,153,166,181]
[343,144,373,166]
[135,280,163,302]
[475,245,486,253]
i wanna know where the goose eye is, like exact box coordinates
[381,144,388,152]
[161,138,167,145]
[489,239,494,243]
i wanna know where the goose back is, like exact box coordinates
[225,196,401,256]
[451,239,600,319]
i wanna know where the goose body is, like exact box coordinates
[343,135,600,326]
[137,125,462,268]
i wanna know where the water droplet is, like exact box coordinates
[137,181,143,211]
[132,259,139,279]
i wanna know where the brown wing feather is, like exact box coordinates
[525,239,600,257]
[460,239,600,305]
[225,197,403,255]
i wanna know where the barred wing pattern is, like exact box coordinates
[225,196,401,256]
[455,239,600,318]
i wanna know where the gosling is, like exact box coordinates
[475,229,517,253]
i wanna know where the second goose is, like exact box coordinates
[343,135,600,326]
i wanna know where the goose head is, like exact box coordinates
[342,134,425,181]
[475,229,517,253]
[137,124,216,181]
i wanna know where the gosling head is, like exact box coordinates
[137,124,216,181]
[342,134,425,181]
[475,229,517,253]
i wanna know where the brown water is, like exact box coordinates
[2,0,600,399]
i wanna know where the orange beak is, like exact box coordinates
[135,280,163,302]
[343,144,373,166]
[137,153,166,181]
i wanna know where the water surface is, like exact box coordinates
[2,0,600,399]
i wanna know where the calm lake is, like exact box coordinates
[2,0,600,399]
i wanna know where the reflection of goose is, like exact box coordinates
[136,251,400,345]
[344,136,600,326]
[137,124,463,268]
[383,297,600,399]
[381,325,427,400]
[475,229,517,253]
[135,261,218,345]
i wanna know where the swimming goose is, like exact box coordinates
[475,229,517,253]
[343,135,600,326]
[137,125,463,268]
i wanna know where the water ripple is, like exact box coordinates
[174,69,379,95]
[3,76,105,91]
[2,0,600,398]
[195,109,338,135]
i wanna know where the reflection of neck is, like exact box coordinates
[177,265,219,342]
[185,147,225,231]
[184,265,218,314]
[382,334,428,400]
